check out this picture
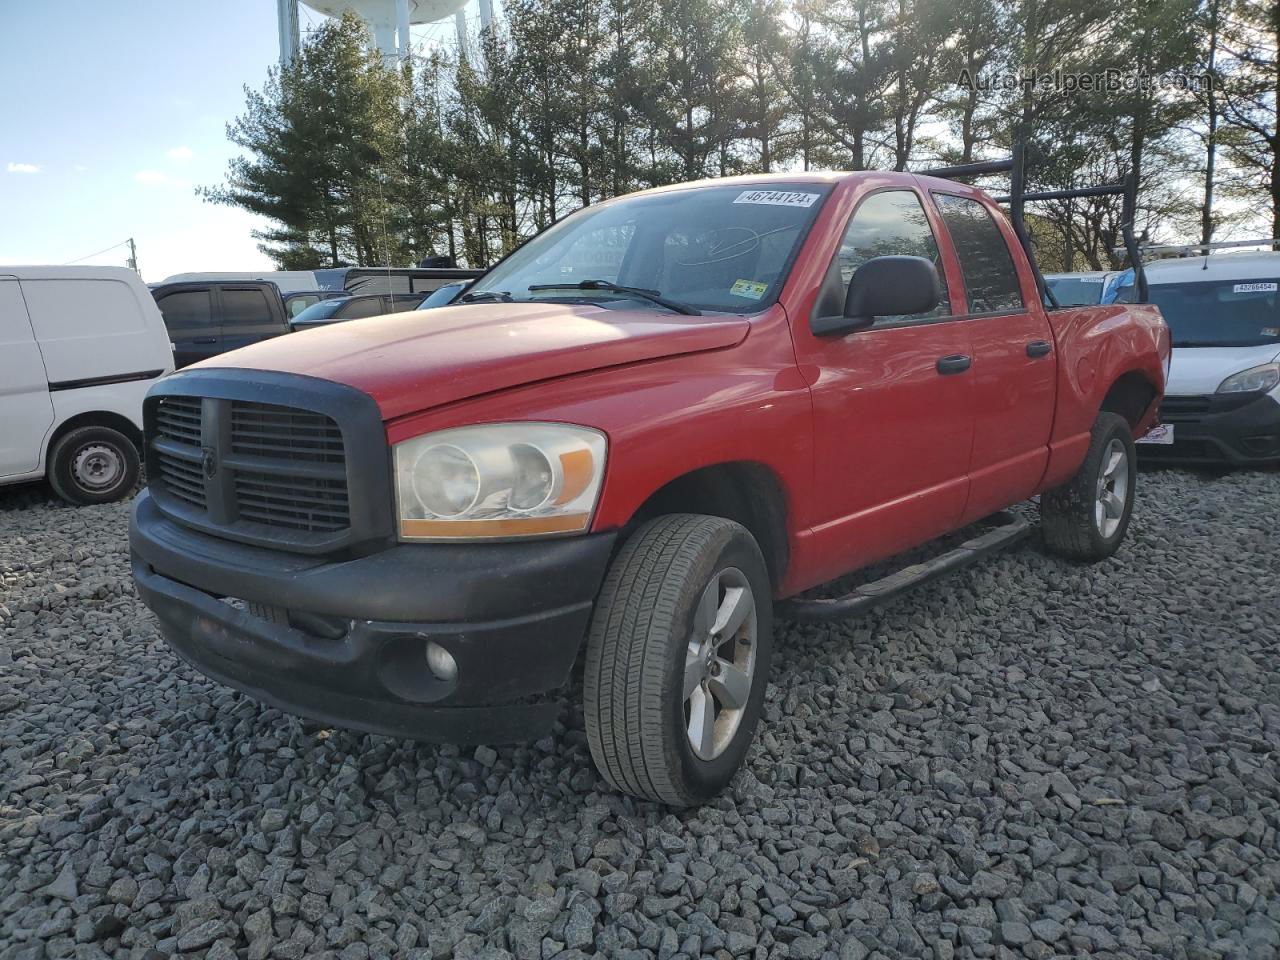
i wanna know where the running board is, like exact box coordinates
[778,512,1032,622]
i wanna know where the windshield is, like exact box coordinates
[290,298,346,324]
[1116,278,1280,347]
[419,283,465,308]
[1046,276,1106,305]
[467,183,832,313]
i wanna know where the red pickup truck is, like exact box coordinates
[130,170,1168,805]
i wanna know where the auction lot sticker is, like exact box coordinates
[734,190,819,207]
[1234,282,1278,293]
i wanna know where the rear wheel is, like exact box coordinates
[47,426,140,506]
[1041,412,1136,561]
[584,514,773,806]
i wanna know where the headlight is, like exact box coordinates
[395,423,606,540]
[1217,362,1280,394]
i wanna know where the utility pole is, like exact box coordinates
[126,238,139,276]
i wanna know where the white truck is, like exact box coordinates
[0,266,174,503]
[1113,251,1280,463]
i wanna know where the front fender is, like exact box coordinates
[383,312,814,544]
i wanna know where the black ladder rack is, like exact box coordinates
[916,143,1148,305]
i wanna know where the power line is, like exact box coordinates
[63,239,131,265]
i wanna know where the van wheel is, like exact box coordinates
[1041,412,1136,561]
[584,514,773,806]
[47,426,140,505]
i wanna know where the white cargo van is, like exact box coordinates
[1113,252,1280,464]
[0,266,174,503]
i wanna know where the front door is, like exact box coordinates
[930,192,1057,521]
[0,278,54,477]
[792,189,976,584]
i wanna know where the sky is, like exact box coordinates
[0,0,472,283]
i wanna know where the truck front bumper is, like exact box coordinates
[130,491,615,743]
[1141,392,1280,465]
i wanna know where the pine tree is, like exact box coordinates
[201,12,407,267]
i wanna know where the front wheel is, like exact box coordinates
[47,426,140,506]
[1040,412,1136,561]
[584,514,773,806]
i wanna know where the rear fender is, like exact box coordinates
[1041,303,1168,489]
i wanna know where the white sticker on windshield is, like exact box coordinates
[1233,282,1277,293]
[1080,277,1104,283]
[733,190,819,208]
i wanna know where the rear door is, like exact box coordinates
[930,193,1057,521]
[154,285,217,367]
[0,277,54,477]
[791,188,976,574]
[217,284,289,353]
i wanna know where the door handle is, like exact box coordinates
[936,354,972,375]
[193,337,217,344]
[1027,340,1052,358]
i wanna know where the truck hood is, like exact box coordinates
[200,302,750,420]
[1166,342,1280,395]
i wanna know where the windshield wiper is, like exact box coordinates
[527,280,702,316]
[458,290,513,304]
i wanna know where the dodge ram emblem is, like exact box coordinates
[201,447,218,479]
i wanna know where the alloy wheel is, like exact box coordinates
[683,567,757,761]
[1095,438,1129,538]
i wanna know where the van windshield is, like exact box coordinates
[466,184,832,314]
[1116,278,1280,347]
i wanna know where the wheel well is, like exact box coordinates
[1100,372,1157,429]
[47,412,143,462]
[624,462,789,588]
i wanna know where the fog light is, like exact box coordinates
[425,641,458,682]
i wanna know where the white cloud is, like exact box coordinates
[73,164,88,173]
[135,169,169,185]
[166,146,194,161]
[7,162,39,174]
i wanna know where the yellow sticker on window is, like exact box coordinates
[730,279,769,300]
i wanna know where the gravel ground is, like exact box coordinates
[1,466,1278,960]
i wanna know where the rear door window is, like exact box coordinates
[932,194,1024,313]
[156,289,212,331]
[219,287,274,327]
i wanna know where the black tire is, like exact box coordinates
[47,426,140,506]
[1040,412,1137,562]
[584,514,773,806]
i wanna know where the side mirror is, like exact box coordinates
[811,255,942,336]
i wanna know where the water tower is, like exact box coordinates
[278,0,491,64]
